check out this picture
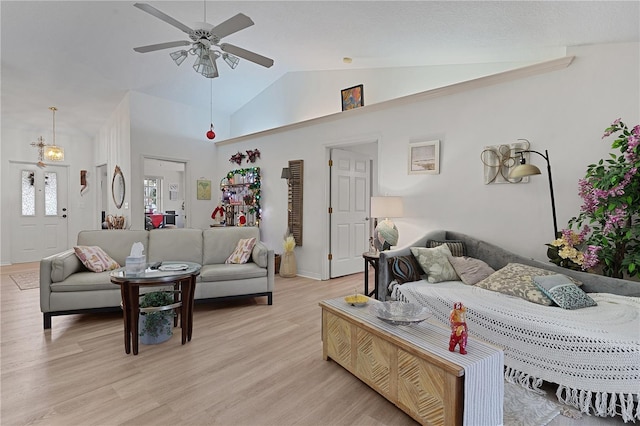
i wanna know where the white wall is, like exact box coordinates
[129,92,218,231]
[230,61,540,137]
[216,42,639,280]
[1,105,97,264]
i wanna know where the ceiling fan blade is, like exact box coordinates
[134,40,191,53]
[134,3,193,34]
[220,43,274,68]
[210,13,254,39]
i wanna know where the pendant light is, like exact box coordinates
[206,79,216,140]
[44,107,64,161]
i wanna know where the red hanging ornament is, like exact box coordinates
[206,123,216,140]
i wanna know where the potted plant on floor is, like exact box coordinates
[139,291,175,345]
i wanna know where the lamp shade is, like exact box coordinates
[44,145,64,161]
[370,196,403,219]
[509,164,541,179]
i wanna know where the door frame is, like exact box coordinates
[141,155,190,229]
[322,136,379,280]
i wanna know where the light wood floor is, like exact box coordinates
[1,262,418,426]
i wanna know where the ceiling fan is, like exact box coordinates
[132,2,274,78]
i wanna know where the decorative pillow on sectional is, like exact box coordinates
[426,239,467,257]
[410,244,459,283]
[475,263,560,305]
[447,255,495,285]
[532,275,597,309]
[387,255,423,284]
[225,237,257,264]
[73,246,120,273]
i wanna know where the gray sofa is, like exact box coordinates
[40,227,274,329]
[378,230,640,300]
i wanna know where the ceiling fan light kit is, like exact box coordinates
[133,2,274,79]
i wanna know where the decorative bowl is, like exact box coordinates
[345,294,369,307]
[369,301,431,326]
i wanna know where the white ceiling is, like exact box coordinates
[2,1,638,139]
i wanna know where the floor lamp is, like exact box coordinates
[509,149,558,238]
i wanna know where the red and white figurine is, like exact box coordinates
[449,302,468,354]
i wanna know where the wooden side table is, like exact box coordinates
[362,252,380,298]
[110,262,201,355]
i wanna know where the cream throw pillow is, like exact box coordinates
[447,255,495,285]
[225,237,257,264]
[410,244,459,283]
[74,246,120,272]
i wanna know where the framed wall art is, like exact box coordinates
[341,84,364,111]
[408,140,440,174]
[196,179,211,200]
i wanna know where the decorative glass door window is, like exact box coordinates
[21,171,35,216]
[44,172,58,216]
[21,170,58,216]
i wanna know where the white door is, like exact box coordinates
[330,149,370,278]
[11,163,68,263]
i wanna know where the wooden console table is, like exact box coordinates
[319,298,503,426]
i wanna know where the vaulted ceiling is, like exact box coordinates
[2,1,638,139]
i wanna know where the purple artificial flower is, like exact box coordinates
[582,245,602,270]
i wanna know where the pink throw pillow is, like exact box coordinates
[74,246,120,272]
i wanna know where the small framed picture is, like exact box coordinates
[196,179,211,200]
[341,84,364,111]
[408,140,440,175]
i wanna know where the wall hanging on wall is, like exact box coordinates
[80,170,88,195]
[246,149,260,163]
[196,179,212,200]
[480,139,530,184]
[408,140,440,174]
[287,159,304,246]
[229,151,246,165]
[341,84,364,111]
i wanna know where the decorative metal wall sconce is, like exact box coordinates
[480,139,530,184]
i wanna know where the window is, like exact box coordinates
[21,170,35,216]
[144,177,162,212]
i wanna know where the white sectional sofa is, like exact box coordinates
[40,227,274,329]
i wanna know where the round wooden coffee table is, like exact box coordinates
[110,262,201,355]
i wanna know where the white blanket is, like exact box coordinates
[393,281,640,422]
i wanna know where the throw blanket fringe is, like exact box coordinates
[393,282,640,422]
[504,366,544,394]
[556,386,640,422]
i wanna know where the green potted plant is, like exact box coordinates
[139,291,175,345]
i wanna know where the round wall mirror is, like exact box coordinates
[112,165,125,209]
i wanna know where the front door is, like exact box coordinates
[10,163,69,263]
[330,148,371,278]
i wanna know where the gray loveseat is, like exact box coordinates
[40,227,274,329]
[378,230,640,300]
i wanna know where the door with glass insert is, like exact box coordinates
[11,163,68,263]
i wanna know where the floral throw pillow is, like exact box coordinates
[474,263,573,306]
[74,246,120,272]
[533,275,597,309]
[410,244,459,283]
[225,237,257,264]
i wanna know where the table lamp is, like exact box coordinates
[371,196,404,251]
